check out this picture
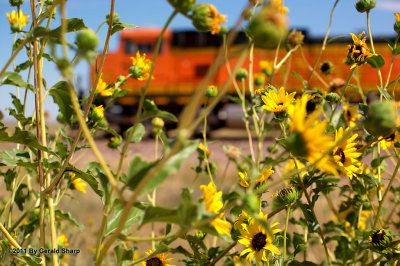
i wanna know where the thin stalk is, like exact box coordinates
[283,205,291,263]
[241,79,255,162]
[328,68,355,124]
[210,241,237,266]
[373,157,400,228]
[366,10,383,88]
[0,223,21,249]
[384,36,399,89]
[306,0,340,87]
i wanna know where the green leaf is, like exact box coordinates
[367,54,385,69]
[35,18,87,39]
[111,22,138,36]
[392,47,400,56]
[178,188,198,227]
[0,128,58,157]
[66,164,103,197]
[15,184,28,211]
[371,155,390,168]
[114,245,135,262]
[126,123,146,143]
[1,72,30,90]
[55,210,84,229]
[141,206,180,225]
[15,60,31,72]
[291,71,308,87]
[48,81,74,125]
[21,255,42,266]
[126,156,158,189]
[377,86,393,100]
[144,109,178,123]
[106,201,143,236]
[327,35,346,44]
[10,93,24,113]
[0,148,30,167]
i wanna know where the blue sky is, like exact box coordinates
[1,0,400,121]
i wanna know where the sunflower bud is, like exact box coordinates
[205,85,218,97]
[106,12,120,26]
[277,186,298,205]
[76,30,99,50]
[219,26,228,36]
[143,99,158,111]
[319,61,334,75]
[92,105,104,122]
[9,0,24,6]
[236,69,249,81]
[195,231,206,239]
[152,117,164,129]
[355,0,376,13]
[369,229,392,250]
[394,13,400,34]
[325,92,340,103]
[288,30,304,48]
[287,132,308,157]
[10,22,21,33]
[363,101,397,136]
[248,5,289,49]
[129,65,144,80]
[107,135,122,149]
[168,0,196,14]
[192,4,227,35]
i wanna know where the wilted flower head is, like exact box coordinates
[192,4,227,35]
[288,29,304,48]
[347,31,373,69]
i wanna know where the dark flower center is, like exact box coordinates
[335,148,346,164]
[352,45,363,60]
[146,257,163,266]
[346,110,352,120]
[252,232,267,251]
[371,230,386,244]
[279,187,292,197]
[321,62,330,72]
[276,101,284,106]
[306,100,316,113]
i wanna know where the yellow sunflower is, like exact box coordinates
[200,182,231,236]
[347,31,374,69]
[131,51,152,81]
[238,212,281,265]
[208,5,227,35]
[380,131,400,150]
[342,103,361,128]
[256,167,274,184]
[71,173,87,194]
[333,127,363,179]
[288,95,337,175]
[141,249,174,266]
[6,10,29,28]
[234,210,248,230]
[198,143,211,157]
[96,74,114,96]
[262,87,296,113]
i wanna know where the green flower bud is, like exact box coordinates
[168,0,196,14]
[205,85,218,97]
[287,132,308,157]
[91,105,105,122]
[10,22,21,33]
[369,229,392,250]
[319,61,334,75]
[363,101,397,137]
[219,25,228,36]
[152,117,164,129]
[244,193,259,213]
[195,231,206,239]
[129,65,143,80]
[143,99,158,111]
[355,0,376,13]
[106,12,120,25]
[107,135,122,149]
[9,0,24,6]
[394,13,400,34]
[248,5,289,49]
[277,186,298,205]
[325,92,340,103]
[192,4,226,35]
[97,118,108,128]
[76,30,99,50]
[236,68,249,81]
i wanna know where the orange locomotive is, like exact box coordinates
[94,28,400,128]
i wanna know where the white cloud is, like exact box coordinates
[376,1,400,11]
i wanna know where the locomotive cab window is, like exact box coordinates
[124,40,152,54]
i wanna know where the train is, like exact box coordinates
[93,28,400,130]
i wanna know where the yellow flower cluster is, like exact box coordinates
[239,167,274,188]
[6,10,29,29]
[200,182,231,236]
[262,87,296,113]
[130,51,152,81]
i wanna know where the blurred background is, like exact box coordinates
[0,0,399,123]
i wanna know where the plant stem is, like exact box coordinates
[366,10,383,88]
[283,205,291,263]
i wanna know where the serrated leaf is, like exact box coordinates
[49,81,74,125]
[367,54,385,69]
[126,123,145,143]
[0,128,57,156]
[327,35,346,44]
[1,72,29,90]
[105,201,143,236]
[55,210,84,229]
[111,22,138,36]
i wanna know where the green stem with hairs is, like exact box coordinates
[283,205,291,263]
